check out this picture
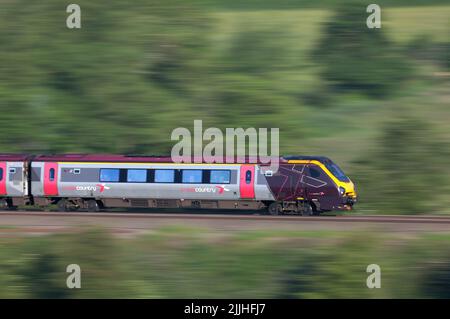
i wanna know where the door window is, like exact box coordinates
[49,168,55,181]
[245,170,252,184]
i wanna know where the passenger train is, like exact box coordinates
[0,154,356,215]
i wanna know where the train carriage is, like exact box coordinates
[0,154,31,209]
[26,154,356,215]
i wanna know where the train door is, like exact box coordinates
[240,165,255,199]
[0,162,6,195]
[43,162,58,196]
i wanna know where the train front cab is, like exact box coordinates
[288,159,357,213]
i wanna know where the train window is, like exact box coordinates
[309,167,321,178]
[0,168,3,181]
[154,169,175,183]
[127,169,147,183]
[182,170,202,183]
[210,170,230,184]
[324,162,349,182]
[100,169,120,182]
[49,168,55,181]
[9,168,16,174]
[245,170,252,184]
[73,168,81,175]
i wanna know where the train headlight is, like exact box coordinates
[339,187,346,196]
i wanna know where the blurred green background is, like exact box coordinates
[1,0,449,214]
[0,0,450,299]
[1,227,450,298]
[0,0,449,214]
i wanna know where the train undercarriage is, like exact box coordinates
[0,196,326,215]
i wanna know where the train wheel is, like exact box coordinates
[301,202,314,216]
[86,200,100,212]
[57,199,69,212]
[0,199,9,210]
[268,202,282,215]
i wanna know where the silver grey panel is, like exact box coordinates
[254,166,275,200]
[31,162,44,196]
[5,162,26,196]
[31,167,41,181]
[60,167,100,182]
[257,169,268,185]
[8,167,23,181]
[229,170,237,184]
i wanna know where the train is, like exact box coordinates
[0,154,357,215]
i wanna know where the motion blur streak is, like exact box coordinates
[0,0,449,298]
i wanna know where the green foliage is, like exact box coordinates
[418,249,450,298]
[0,1,449,214]
[1,228,450,298]
[278,235,377,298]
[312,1,412,97]
[193,0,450,11]
[0,0,211,153]
[406,36,450,70]
[353,112,449,214]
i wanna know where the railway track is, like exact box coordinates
[1,211,450,236]
[1,211,450,223]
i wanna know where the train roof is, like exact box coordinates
[282,155,332,163]
[33,154,175,163]
[0,153,333,164]
[0,154,31,161]
[30,154,332,164]
[32,154,275,163]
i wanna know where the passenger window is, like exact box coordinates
[127,169,147,183]
[309,167,321,178]
[182,170,202,183]
[155,170,175,183]
[49,168,55,181]
[0,168,3,181]
[245,170,252,184]
[100,169,120,182]
[210,170,231,184]
[9,168,16,174]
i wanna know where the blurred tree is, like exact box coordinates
[419,249,450,298]
[354,112,449,214]
[406,36,450,71]
[0,0,210,154]
[312,1,412,97]
[277,234,378,298]
[221,27,289,75]
[18,253,69,299]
